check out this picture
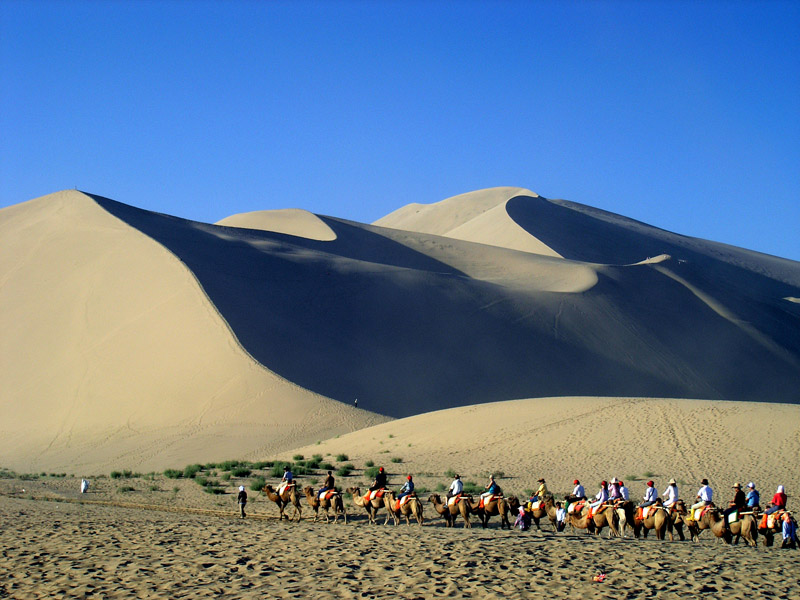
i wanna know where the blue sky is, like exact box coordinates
[2,0,798,260]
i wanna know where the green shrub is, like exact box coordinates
[117,486,135,493]
[221,473,231,481]
[218,460,239,472]
[204,486,226,495]
[643,471,655,478]
[293,454,305,461]
[462,481,482,495]
[172,486,180,493]
[250,477,266,491]
[365,460,375,468]
[321,462,335,471]
[335,453,349,462]
[625,474,639,481]
[183,464,202,479]
[110,471,123,479]
[164,469,182,479]
[391,457,402,463]
[435,483,447,492]
[305,458,321,469]
[364,466,380,479]
[149,484,160,492]
[444,469,457,479]
[195,476,208,487]
[232,467,251,477]
[253,461,273,470]
[312,454,323,463]
[336,465,353,477]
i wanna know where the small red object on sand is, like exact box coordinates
[592,573,606,582]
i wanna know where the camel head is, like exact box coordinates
[428,494,442,504]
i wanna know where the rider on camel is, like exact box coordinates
[638,481,658,509]
[447,474,463,500]
[370,467,388,492]
[722,482,747,532]
[568,479,586,503]
[480,475,502,505]
[531,478,548,504]
[318,470,335,498]
[689,478,713,516]
[589,481,609,512]
[397,475,414,501]
[663,479,678,510]
[765,485,787,515]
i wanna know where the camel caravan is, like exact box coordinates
[258,466,799,549]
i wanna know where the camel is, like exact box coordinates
[428,494,472,528]
[302,486,347,524]
[384,492,424,526]
[509,496,558,532]
[346,486,384,524]
[758,510,785,547]
[631,503,672,541]
[262,484,302,522]
[686,505,727,542]
[727,513,759,547]
[566,503,619,537]
[666,500,688,541]
[466,495,511,529]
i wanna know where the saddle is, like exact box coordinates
[570,500,587,514]
[690,504,713,522]
[446,494,462,507]
[277,482,295,496]
[318,489,337,501]
[364,488,386,503]
[761,510,784,530]
[393,494,415,512]
[478,494,503,509]
[530,500,543,511]
[637,505,658,520]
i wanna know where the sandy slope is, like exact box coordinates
[0,191,386,473]
[286,396,800,501]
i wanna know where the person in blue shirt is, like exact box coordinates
[746,482,760,508]
[397,475,414,501]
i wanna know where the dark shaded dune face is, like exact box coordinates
[91,194,800,416]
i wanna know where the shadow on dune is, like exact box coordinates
[91,193,800,416]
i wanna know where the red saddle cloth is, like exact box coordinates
[393,495,413,512]
[319,490,336,501]
[478,494,502,509]
[364,488,385,503]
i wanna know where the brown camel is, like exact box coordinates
[631,504,672,540]
[346,486,384,524]
[567,503,619,537]
[384,492,424,526]
[303,486,347,524]
[262,484,302,522]
[727,513,759,547]
[666,500,688,541]
[529,496,559,532]
[428,494,472,528]
[466,495,510,529]
[686,505,726,542]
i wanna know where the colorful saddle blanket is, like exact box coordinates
[479,494,503,509]
[364,488,386,502]
[318,490,337,501]
[446,494,463,507]
[638,506,658,520]
[393,495,414,512]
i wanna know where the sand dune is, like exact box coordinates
[0,191,386,473]
[1,187,799,472]
[286,396,800,501]
[216,208,336,241]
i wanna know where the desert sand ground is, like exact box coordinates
[1,475,797,600]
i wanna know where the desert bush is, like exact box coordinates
[149,484,160,492]
[365,466,380,479]
[335,453,349,462]
[365,460,375,468]
[293,454,304,461]
[250,477,266,491]
[336,465,353,477]
[164,469,182,479]
[110,471,123,479]
[217,460,240,472]
[435,483,447,492]
[204,486,226,495]
[391,457,402,463]
[195,476,208,487]
[232,467,251,478]
[221,473,231,481]
[252,461,273,470]
[183,464,202,479]
[117,486,135,493]
[444,469,457,479]
[321,462,335,471]
[462,481,482,495]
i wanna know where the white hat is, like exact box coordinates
[611,477,618,484]
[747,482,755,489]
[239,485,245,491]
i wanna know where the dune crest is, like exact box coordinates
[375,187,562,257]
[216,208,336,241]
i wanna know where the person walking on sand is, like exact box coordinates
[781,513,797,549]
[237,485,247,518]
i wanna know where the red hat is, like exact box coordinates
[619,481,624,486]
[600,481,607,486]
[647,480,654,486]
[379,467,384,472]
[407,475,412,480]
[573,479,579,485]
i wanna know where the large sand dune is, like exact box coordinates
[1,187,799,472]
